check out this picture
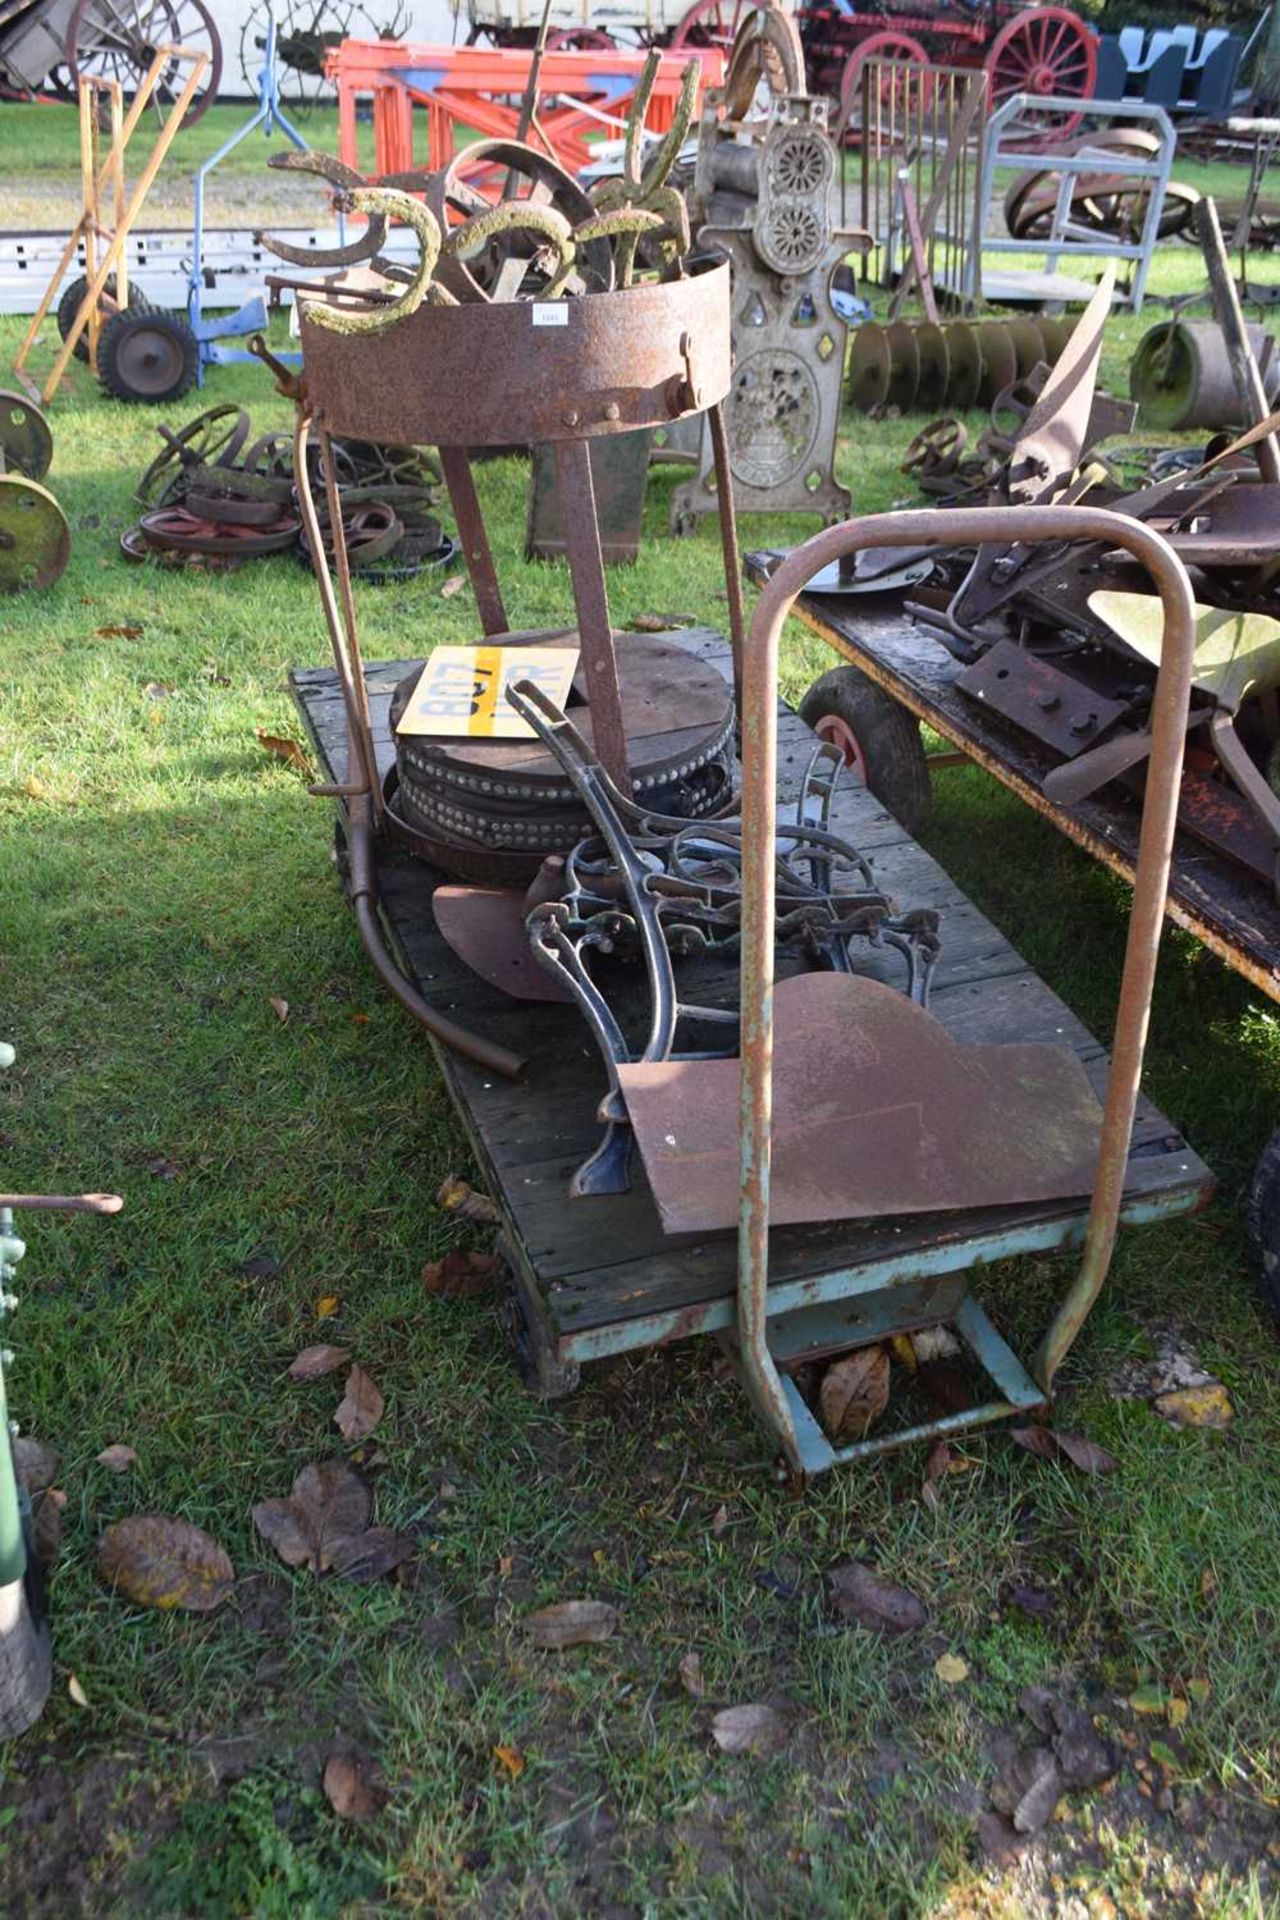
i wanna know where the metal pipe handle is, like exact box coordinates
[739,507,1197,1470]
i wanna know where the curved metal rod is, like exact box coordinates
[740,507,1197,1472]
[294,414,525,1081]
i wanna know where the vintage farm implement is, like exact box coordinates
[269,48,1211,1476]
[0,0,220,120]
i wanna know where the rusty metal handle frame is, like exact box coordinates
[739,507,1197,1470]
[294,411,526,1081]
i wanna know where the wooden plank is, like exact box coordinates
[743,557,1280,1003]
[290,633,1214,1345]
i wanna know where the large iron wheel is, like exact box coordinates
[66,0,222,127]
[838,29,931,137]
[984,6,1097,141]
[238,0,407,111]
[672,0,748,54]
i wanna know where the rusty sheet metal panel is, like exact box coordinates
[619,972,1105,1236]
[526,429,652,565]
[299,256,732,448]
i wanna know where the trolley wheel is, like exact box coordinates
[56,276,159,364]
[1247,1128,1280,1322]
[984,6,1097,141]
[0,1497,51,1741]
[495,1235,580,1400]
[96,308,199,406]
[799,664,932,835]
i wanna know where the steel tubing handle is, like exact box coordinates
[739,508,1197,1469]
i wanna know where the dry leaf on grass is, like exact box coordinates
[13,1438,58,1494]
[268,997,289,1024]
[922,1439,951,1509]
[97,1515,234,1612]
[828,1562,927,1635]
[1153,1382,1234,1429]
[328,1528,416,1583]
[628,612,696,632]
[253,1458,371,1574]
[818,1346,889,1442]
[96,1444,137,1474]
[33,1489,66,1565]
[493,1744,524,1779]
[315,1295,340,1318]
[68,1675,90,1709]
[95,625,142,639]
[524,1600,619,1649]
[256,729,313,777]
[335,1365,384,1443]
[934,1652,969,1685]
[1010,1425,1117,1474]
[436,1173,500,1226]
[287,1344,350,1382]
[677,1651,704,1697]
[710,1704,789,1756]
[323,1749,387,1821]
[421,1250,498,1300]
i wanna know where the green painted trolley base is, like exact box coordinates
[291,629,1213,1467]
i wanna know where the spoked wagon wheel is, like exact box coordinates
[239,0,407,111]
[546,27,618,50]
[838,31,931,139]
[985,6,1097,142]
[66,0,223,126]
[672,0,748,54]
[799,665,932,835]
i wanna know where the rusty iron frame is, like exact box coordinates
[738,506,1197,1478]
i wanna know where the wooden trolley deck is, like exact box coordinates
[747,555,1280,1007]
[291,627,1213,1384]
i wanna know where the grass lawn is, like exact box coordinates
[1,103,1280,1918]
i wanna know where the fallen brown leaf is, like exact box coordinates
[710,1504,729,1537]
[1010,1425,1116,1474]
[628,611,696,632]
[922,1439,951,1509]
[316,1294,340,1318]
[13,1437,58,1494]
[677,1651,704,1697]
[818,1346,889,1442]
[252,1458,371,1574]
[335,1364,384,1444]
[94,625,142,639]
[256,729,313,777]
[1153,1382,1233,1429]
[439,575,464,599]
[268,996,290,1024]
[524,1599,619,1649]
[328,1527,415,1583]
[710,1703,789,1756]
[97,1515,234,1612]
[492,1744,524,1779]
[436,1173,500,1226]
[323,1749,387,1821]
[96,1443,138,1474]
[421,1249,498,1300]
[33,1488,66,1564]
[287,1344,350,1382]
[828,1561,927,1635]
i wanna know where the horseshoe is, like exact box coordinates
[258,150,388,270]
[304,190,450,335]
[445,201,577,300]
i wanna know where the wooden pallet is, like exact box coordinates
[290,628,1213,1386]
[748,560,1280,1005]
